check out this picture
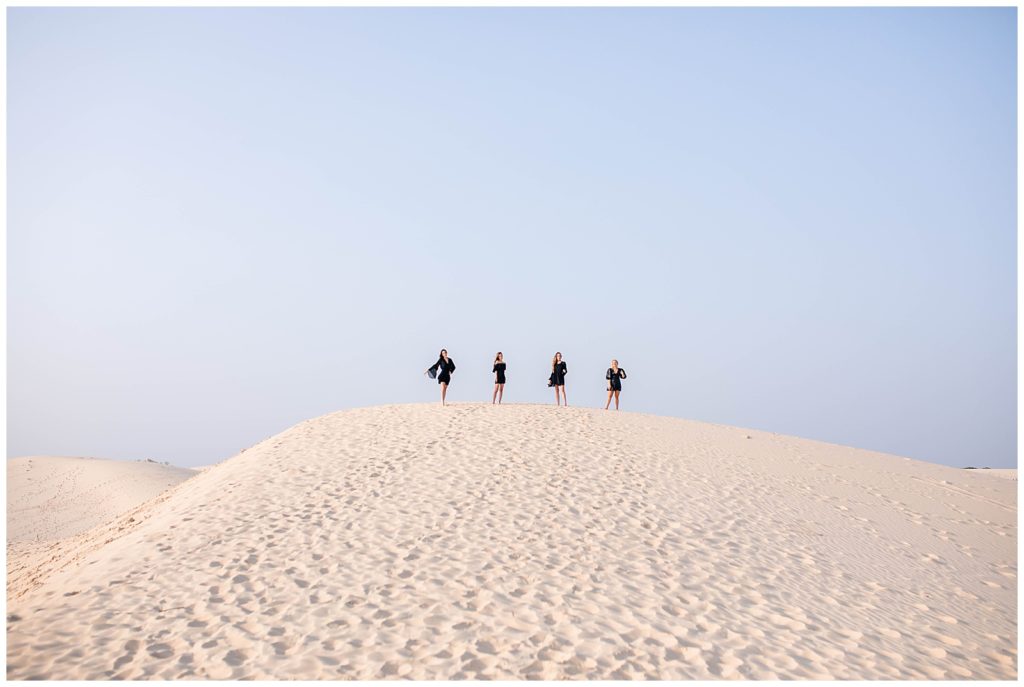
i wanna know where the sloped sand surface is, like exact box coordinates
[7,456,197,543]
[6,404,1016,679]
[975,469,1017,481]
[7,455,197,602]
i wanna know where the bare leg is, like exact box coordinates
[605,389,613,410]
[492,384,498,404]
[498,384,504,404]
[614,390,620,410]
[554,385,561,406]
[441,382,448,406]
[562,386,568,406]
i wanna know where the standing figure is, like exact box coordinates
[426,349,456,406]
[605,359,627,410]
[551,352,568,406]
[492,352,506,404]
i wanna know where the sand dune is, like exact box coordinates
[6,404,1016,679]
[7,456,197,543]
[974,468,1018,481]
[6,456,197,603]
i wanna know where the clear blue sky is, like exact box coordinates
[8,8,1017,468]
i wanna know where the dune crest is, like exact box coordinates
[6,404,1016,679]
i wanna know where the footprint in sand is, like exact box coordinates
[934,634,962,647]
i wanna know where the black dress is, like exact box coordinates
[430,357,456,385]
[493,362,506,384]
[552,361,567,386]
[606,367,626,391]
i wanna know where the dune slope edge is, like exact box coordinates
[6,403,1016,679]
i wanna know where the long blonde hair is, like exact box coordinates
[552,352,562,371]
[494,352,503,364]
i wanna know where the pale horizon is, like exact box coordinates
[7,7,1017,468]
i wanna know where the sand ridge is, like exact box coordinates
[6,456,198,602]
[5,403,1017,679]
[7,456,197,543]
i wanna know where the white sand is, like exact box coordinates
[6,404,1016,679]
[972,468,1017,481]
[6,456,197,603]
[7,456,197,543]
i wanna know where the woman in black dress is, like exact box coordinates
[426,349,456,406]
[492,352,506,404]
[551,352,568,406]
[605,359,627,410]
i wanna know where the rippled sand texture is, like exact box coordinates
[6,404,1016,679]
